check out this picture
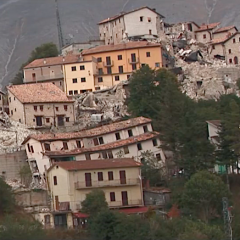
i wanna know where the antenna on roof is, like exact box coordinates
[55,0,64,51]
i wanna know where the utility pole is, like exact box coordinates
[223,197,233,240]
[55,0,64,51]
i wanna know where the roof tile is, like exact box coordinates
[214,25,237,33]
[195,22,220,32]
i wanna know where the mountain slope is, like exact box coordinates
[0,0,239,88]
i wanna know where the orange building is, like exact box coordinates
[82,41,163,90]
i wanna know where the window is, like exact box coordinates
[95,87,100,90]
[15,108,16,112]
[81,78,86,82]
[40,105,43,111]
[233,38,236,43]
[27,144,31,152]
[107,67,112,74]
[203,34,206,39]
[19,119,21,123]
[55,107,59,111]
[229,49,232,54]
[156,153,161,160]
[53,176,57,185]
[80,65,85,70]
[9,97,11,103]
[85,153,91,160]
[72,78,77,83]
[63,142,68,150]
[152,139,158,146]
[102,151,107,159]
[118,55,122,60]
[64,105,68,111]
[97,57,102,62]
[116,33,118,38]
[229,59,233,63]
[119,19,121,23]
[11,110,13,115]
[127,75,131,79]
[93,138,99,146]
[66,117,70,122]
[46,118,50,123]
[146,52,151,57]
[212,45,215,50]
[141,64,146,67]
[34,106,37,111]
[148,17,151,22]
[85,173,92,187]
[98,68,103,75]
[140,16,143,22]
[132,64,137,71]
[99,137,104,145]
[74,90,78,95]
[44,143,51,151]
[149,29,152,35]
[115,132,121,140]
[98,77,103,82]
[123,146,129,154]
[118,66,123,73]
[108,171,114,180]
[137,143,142,150]
[44,215,51,224]
[71,66,76,71]
[76,140,81,148]
[128,129,133,137]
[155,62,160,67]
[69,91,73,95]
[110,192,116,201]
[143,125,148,132]
[98,172,103,181]
[30,146,34,153]
[107,151,113,158]
[115,76,120,81]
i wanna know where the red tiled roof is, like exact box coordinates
[98,6,164,24]
[206,120,221,127]
[24,55,81,69]
[210,32,240,45]
[195,22,220,32]
[7,83,74,104]
[22,117,152,143]
[118,206,148,214]
[214,25,237,33]
[48,158,142,172]
[44,132,159,157]
[82,42,161,55]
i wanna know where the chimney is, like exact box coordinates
[152,8,156,11]
[43,59,46,64]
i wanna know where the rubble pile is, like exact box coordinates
[0,120,37,154]
[76,81,129,128]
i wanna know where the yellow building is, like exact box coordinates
[47,158,143,227]
[82,41,163,90]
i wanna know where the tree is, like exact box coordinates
[81,189,108,215]
[181,171,230,222]
[0,177,15,214]
[12,42,58,85]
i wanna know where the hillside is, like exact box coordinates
[0,0,240,88]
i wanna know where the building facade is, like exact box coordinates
[7,83,75,128]
[98,6,165,45]
[22,117,166,181]
[82,41,163,91]
[213,26,238,39]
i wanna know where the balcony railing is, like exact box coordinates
[128,57,139,64]
[108,199,143,208]
[103,60,114,67]
[75,178,140,190]
[24,73,64,82]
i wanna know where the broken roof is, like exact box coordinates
[98,6,165,25]
[82,41,161,55]
[213,25,238,34]
[7,83,74,104]
[206,120,221,128]
[24,55,80,69]
[22,117,152,143]
[48,158,141,172]
[210,32,240,45]
[44,132,159,157]
[195,22,220,32]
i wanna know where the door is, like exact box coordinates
[121,191,128,206]
[36,116,43,126]
[131,53,136,63]
[106,56,111,65]
[234,56,238,65]
[54,214,67,229]
[32,73,36,81]
[57,115,64,126]
[119,170,126,184]
[85,173,92,187]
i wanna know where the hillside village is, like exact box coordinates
[0,6,240,232]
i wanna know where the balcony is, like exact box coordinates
[75,178,140,190]
[103,60,114,67]
[108,199,143,208]
[128,57,139,64]
[24,73,64,82]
